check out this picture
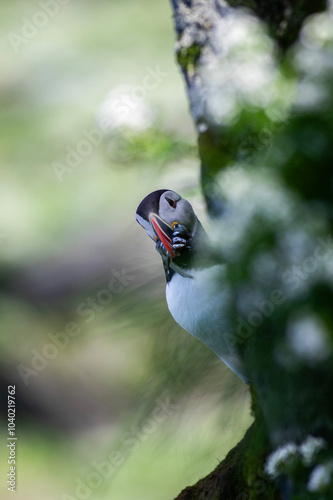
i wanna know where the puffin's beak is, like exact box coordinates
[149,213,175,257]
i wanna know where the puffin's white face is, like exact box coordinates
[158,191,196,230]
[136,189,197,257]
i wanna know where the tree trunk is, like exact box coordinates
[168,1,333,498]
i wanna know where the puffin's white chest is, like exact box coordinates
[165,265,248,382]
[166,265,228,344]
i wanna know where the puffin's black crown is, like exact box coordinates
[136,189,170,221]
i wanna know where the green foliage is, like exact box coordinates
[104,127,196,166]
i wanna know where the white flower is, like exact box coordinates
[307,461,333,492]
[287,315,331,364]
[265,443,299,478]
[266,436,330,486]
[300,436,326,466]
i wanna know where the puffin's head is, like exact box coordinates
[136,189,197,257]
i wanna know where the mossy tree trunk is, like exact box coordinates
[168,1,333,499]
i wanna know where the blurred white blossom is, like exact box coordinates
[287,315,331,364]
[300,436,326,466]
[307,461,333,492]
[266,436,329,481]
[265,443,298,478]
[202,10,290,125]
[97,85,155,133]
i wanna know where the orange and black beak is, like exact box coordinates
[149,213,175,258]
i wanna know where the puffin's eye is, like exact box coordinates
[166,197,176,208]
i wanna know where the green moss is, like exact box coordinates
[176,42,202,73]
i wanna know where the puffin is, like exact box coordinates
[136,189,248,383]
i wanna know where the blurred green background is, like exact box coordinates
[0,1,251,499]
